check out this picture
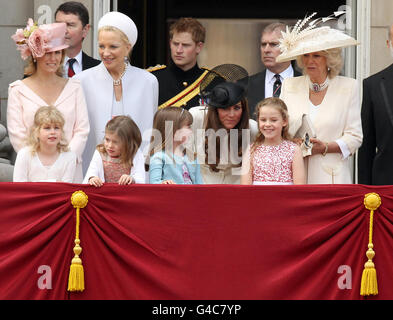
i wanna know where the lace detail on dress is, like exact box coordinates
[101,153,131,183]
[252,140,296,183]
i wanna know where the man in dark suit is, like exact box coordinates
[55,1,100,77]
[247,22,301,119]
[358,24,393,185]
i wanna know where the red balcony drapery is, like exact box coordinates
[0,183,392,300]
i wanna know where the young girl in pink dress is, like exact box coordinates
[13,106,77,182]
[83,116,145,186]
[241,97,306,185]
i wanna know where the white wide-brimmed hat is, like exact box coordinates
[98,11,138,47]
[276,12,359,63]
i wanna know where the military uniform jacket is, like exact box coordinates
[149,62,208,110]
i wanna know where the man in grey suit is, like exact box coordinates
[247,22,301,119]
[358,23,393,185]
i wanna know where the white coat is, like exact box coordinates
[280,75,363,184]
[75,62,158,174]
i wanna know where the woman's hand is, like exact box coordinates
[293,137,303,146]
[118,174,134,185]
[89,176,103,187]
[161,180,175,184]
[310,138,327,155]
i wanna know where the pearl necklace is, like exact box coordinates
[309,76,329,92]
[113,63,127,86]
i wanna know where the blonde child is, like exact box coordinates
[148,107,203,184]
[83,115,145,186]
[241,97,306,185]
[13,106,76,182]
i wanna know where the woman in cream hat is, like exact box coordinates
[278,12,363,184]
[7,19,90,182]
[75,11,158,177]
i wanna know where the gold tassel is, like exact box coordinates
[68,191,88,292]
[360,193,381,296]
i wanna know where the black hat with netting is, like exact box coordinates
[200,64,249,109]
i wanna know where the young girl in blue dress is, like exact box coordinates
[241,97,306,185]
[148,107,203,184]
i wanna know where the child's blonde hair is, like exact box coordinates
[26,106,69,154]
[97,115,141,168]
[251,97,292,154]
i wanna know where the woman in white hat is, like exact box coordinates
[7,19,89,182]
[75,12,158,176]
[278,13,363,184]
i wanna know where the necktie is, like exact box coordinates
[273,74,282,97]
[68,58,76,78]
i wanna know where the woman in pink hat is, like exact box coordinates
[7,19,90,182]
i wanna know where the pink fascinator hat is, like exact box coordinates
[12,18,69,60]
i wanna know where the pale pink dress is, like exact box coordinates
[7,79,89,182]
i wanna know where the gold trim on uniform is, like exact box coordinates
[158,70,209,109]
[146,64,167,72]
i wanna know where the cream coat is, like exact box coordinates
[75,62,158,174]
[280,75,363,184]
[189,106,258,184]
[7,78,89,182]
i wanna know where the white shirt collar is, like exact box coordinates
[64,50,83,66]
[64,50,83,78]
[266,65,294,84]
[64,50,82,65]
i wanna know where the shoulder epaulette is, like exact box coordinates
[146,64,166,72]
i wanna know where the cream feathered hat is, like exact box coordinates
[98,11,138,47]
[276,12,359,63]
